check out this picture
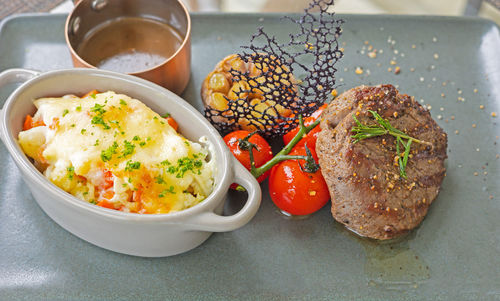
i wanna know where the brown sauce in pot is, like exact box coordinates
[77,17,184,74]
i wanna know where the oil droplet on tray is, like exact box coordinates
[360,233,431,290]
[337,224,430,290]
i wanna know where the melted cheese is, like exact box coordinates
[18,91,215,214]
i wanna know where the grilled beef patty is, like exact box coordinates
[316,85,447,240]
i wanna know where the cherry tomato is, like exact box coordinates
[224,130,273,183]
[283,103,327,150]
[268,145,329,216]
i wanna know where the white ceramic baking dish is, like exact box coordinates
[0,68,261,257]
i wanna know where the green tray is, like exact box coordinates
[0,12,499,300]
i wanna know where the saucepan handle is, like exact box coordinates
[186,157,262,232]
[0,68,40,144]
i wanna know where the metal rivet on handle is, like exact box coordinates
[91,0,108,11]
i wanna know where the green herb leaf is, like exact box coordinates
[175,157,203,178]
[91,116,110,130]
[90,103,106,115]
[159,186,175,197]
[121,140,135,157]
[125,160,141,171]
[62,109,69,117]
[166,165,177,174]
[155,176,165,184]
[101,141,118,162]
[67,166,75,180]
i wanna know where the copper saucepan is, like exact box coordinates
[65,0,191,95]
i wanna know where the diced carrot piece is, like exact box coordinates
[23,115,45,131]
[36,147,47,164]
[76,175,87,183]
[49,117,60,130]
[81,90,99,99]
[96,170,114,191]
[23,115,33,131]
[165,117,178,131]
[142,172,152,185]
[132,186,143,203]
[101,189,115,200]
[103,170,114,189]
[93,170,115,209]
[97,199,115,209]
[33,119,45,127]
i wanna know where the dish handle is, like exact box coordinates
[186,157,262,232]
[0,68,39,144]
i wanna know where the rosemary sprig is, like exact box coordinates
[351,110,431,179]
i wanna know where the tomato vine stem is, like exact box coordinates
[250,116,321,179]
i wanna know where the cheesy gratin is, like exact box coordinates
[18,91,215,214]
